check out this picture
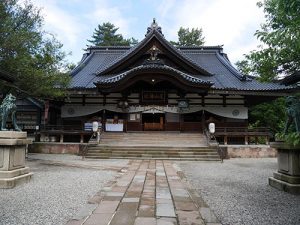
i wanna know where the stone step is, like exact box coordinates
[86,155,220,161]
[85,132,219,160]
[86,151,219,156]
[88,145,214,150]
[87,150,218,154]
[85,156,221,161]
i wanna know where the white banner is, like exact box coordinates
[62,105,248,119]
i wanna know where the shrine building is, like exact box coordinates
[36,20,298,146]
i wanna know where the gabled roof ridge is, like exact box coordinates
[70,52,95,77]
[94,32,151,75]
[178,46,223,50]
[95,29,213,76]
[88,46,132,50]
[215,52,247,81]
[280,71,300,85]
[154,32,213,76]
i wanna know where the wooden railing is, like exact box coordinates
[37,125,93,143]
[214,127,272,145]
[39,124,83,131]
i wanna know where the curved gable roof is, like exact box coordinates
[70,21,298,93]
[95,29,212,76]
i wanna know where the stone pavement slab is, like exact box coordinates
[93,201,119,214]
[84,213,114,225]
[134,217,156,225]
[70,159,220,225]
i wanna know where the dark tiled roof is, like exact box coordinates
[181,48,295,91]
[71,49,128,88]
[280,72,300,85]
[94,29,212,76]
[70,38,296,92]
[94,64,213,85]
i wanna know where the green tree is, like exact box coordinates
[87,22,138,46]
[248,98,286,134]
[171,27,205,46]
[236,0,300,138]
[236,0,300,81]
[0,0,70,98]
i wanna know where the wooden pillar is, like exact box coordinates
[245,135,248,145]
[82,94,86,106]
[103,94,107,106]
[60,134,64,143]
[201,94,205,107]
[222,95,227,107]
[255,136,258,145]
[224,135,228,145]
[102,109,106,132]
[266,136,270,145]
[179,114,182,132]
[201,110,205,134]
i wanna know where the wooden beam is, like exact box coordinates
[103,94,107,106]
[82,94,86,106]
[222,95,227,107]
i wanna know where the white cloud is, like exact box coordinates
[24,0,265,64]
[159,0,265,63]
[31,0,84,46]
[27,0,135,62]
[157,0,176,18]
[87,0,134,37]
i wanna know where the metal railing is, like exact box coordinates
[82,127,103,160]
[81,133,97,160]
[204,128,224,162]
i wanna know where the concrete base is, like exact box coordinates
[269,177,300,195]
[269,142,300,195]
[0,131,33,188]
[0,167,33,188]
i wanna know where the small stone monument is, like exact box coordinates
[0,94,33,188]
[269,96,300,195]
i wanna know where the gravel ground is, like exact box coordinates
[28,153,129,167]
[0,154,129,225]
[177,158,300,225]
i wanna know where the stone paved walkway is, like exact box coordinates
[67,160,221,225]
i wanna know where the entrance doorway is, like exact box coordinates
[142,113,165,131]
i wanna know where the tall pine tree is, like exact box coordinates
[171,27,205,46]
[87,22,138,46]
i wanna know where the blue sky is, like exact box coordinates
[30,0,265,65]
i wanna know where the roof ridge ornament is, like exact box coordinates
[146,18,163,36]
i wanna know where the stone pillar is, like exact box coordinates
[0,131,33,188]
[269,142,300,195]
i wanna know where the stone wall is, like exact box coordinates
[28,143,85,154]
[224,145,277,158]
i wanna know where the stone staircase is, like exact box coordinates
[85,132,221,161]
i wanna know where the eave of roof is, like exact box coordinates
[94,64,214,86]
[280,71,300,85]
